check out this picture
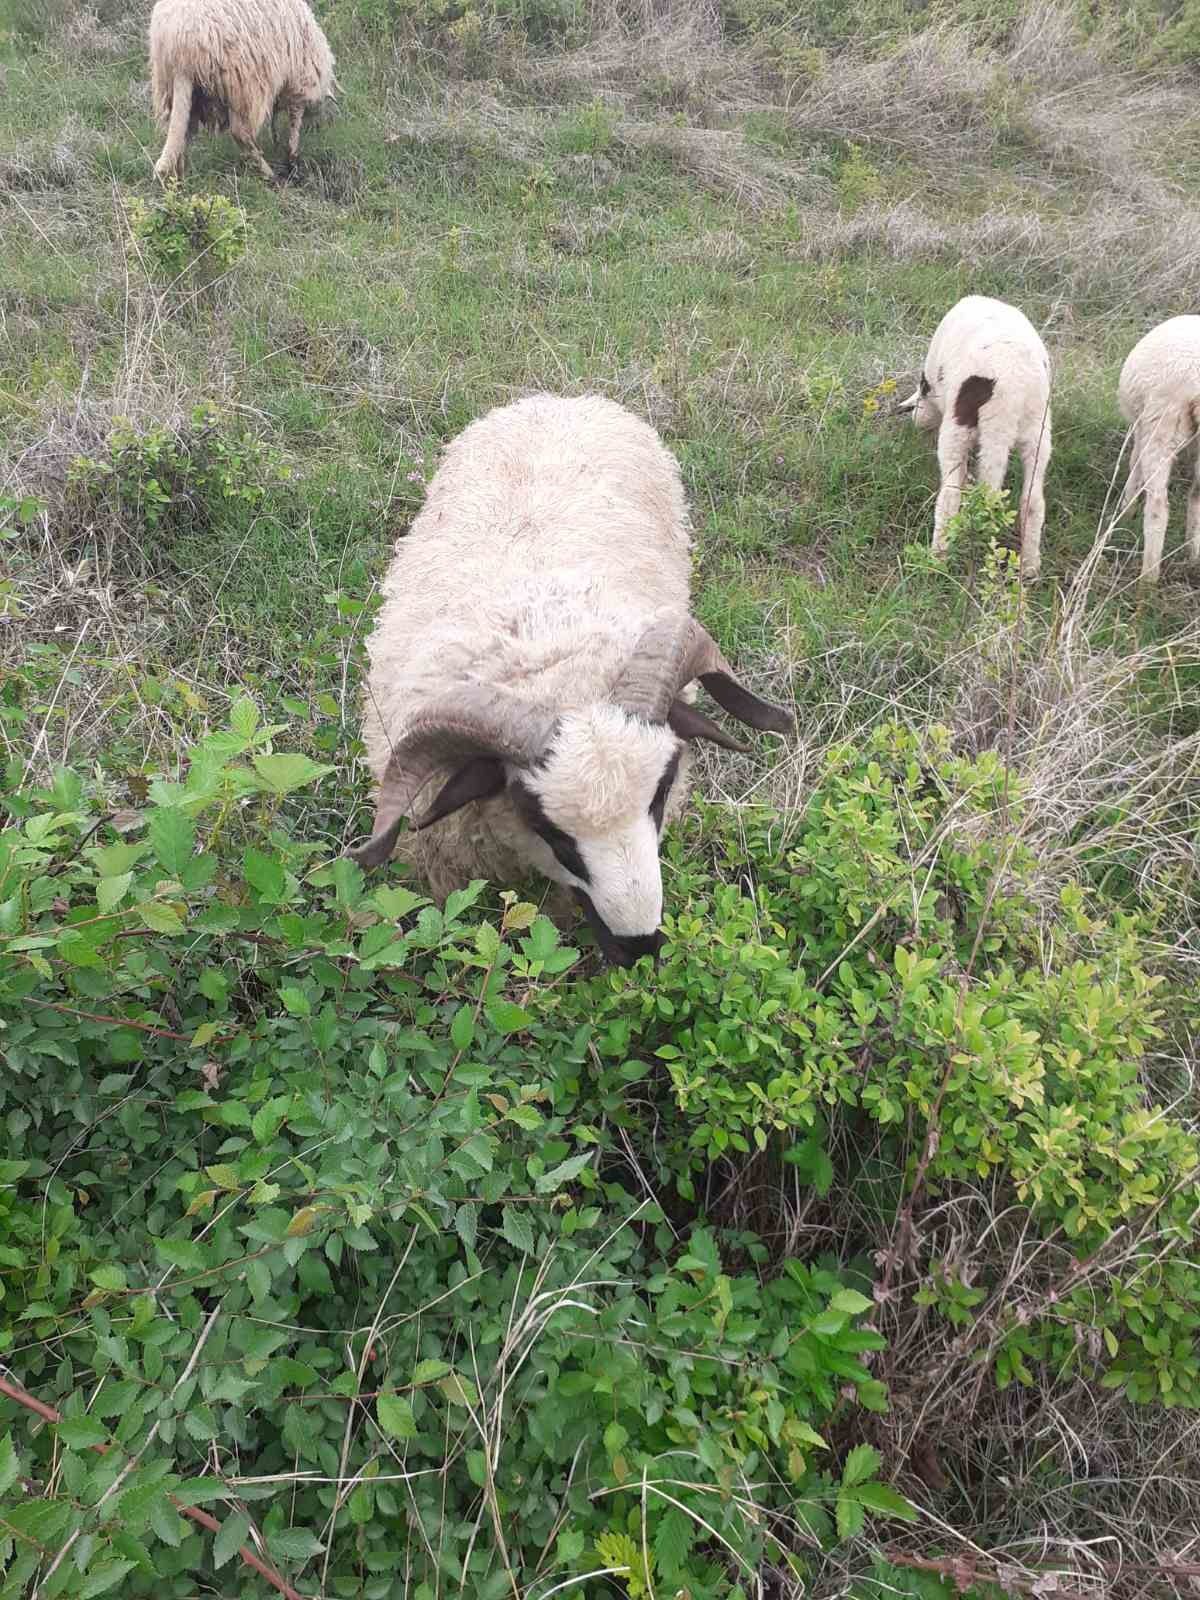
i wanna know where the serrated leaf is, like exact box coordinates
[243,847,285,901]
[252,753,334,795]
[96,873,133,913]
[79,1560,136,1599]
[487,1001,531,1034]
[841,1443,880,1488]
[533,1152,592,1194]
[147,807,195,876]
[438,1372,478,1408]
[56,1416,109,1450]
[0,1434,19,1495]
[466,1449,488,1488]
[286,1206,321,1237]
[501,901,537,931]
[505,1104,543,1131]
[204,1163,240,1190]
[138,900,185,935]
[213,1510,251,1569]
[266,1527,324,1561]
[150,1495,185,1547]
[229,697,260,739]
[836,1494,866,1539]
[653,1506,695,1583]
[454,1204,477,1251]
[500,1206,534,1253]
[153,1237,206,1272]
[412,1359,451,1386]
[450,1004,475,1052]
[377,1393,416,1441]
[852,1482,918,1521]
[89,1265,127,1292]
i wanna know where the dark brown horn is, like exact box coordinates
[347,686,556,869]
[614,612,793,737]
[667,699,749,752]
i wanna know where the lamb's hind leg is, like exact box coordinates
[1016,410,1050,581]
[932,422,971,558]
[285,101,305,177]
[229,111,277,184]
[1186,427,1200,570]
[1138,421,1173,584]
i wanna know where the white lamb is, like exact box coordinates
[1117,315,1200,583]
[898,295,1052,578]
[349,393,793,968]
[149,0,336,186]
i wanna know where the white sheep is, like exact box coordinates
[349,393,793,967]
[898,294,1052,578]
[149,0,336,186]
[1117,315,1200,583]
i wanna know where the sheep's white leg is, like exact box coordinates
[1118,425,1144,519]
[1187,431,1200,568]
[229,112,277,184]
[933,423,971,557]
[154,72,193,184]
[1016,410,1050,580]
[1139,441,1172,584]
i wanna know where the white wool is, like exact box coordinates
[148,0,335,184]
[901,294,1052,579]
[361,393,697,937]
[1117,315,1200,583]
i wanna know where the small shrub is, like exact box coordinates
[553,97,616,156]
[127,189,248,285]
[836,142,884,212]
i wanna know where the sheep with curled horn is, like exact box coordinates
[349,393,794,968]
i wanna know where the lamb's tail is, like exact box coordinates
[153,71,193,184]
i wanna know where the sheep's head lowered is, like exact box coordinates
[349,613,793,967]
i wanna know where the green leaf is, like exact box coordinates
[450,1005,475,1052]
[836,1494,866,1539]
[534,1152,592,1194]
[500,1206,534,1253]
[377,1393,416,1441]
[138,900,185,935]
[229,697,260,739]
[454,1204,478,1251]
[267,1527,324,1561]
[153,1236,206,1272]
[653,1506,695,1583]
[79,1560,136,1598]
[147,806,195,875]
[0,1434,19,1495]
[213,1510,251,1569]
[841,1443,880,1488]
[150,1496,185,1548]
[438,1372,478,1408]
[243,847,285,901]
[89,1265,127,1292]
[56,1416,109,1450]
[852,1482,918,1521]
[96,872,133,913]
[412,1359,451,1386]
[251,753,334,795]
[487,1001,531,1034]
[829,1288,873,1316]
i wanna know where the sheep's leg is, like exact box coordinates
[228,112,277,184]
[1139,440,1172,584]
[154,72,193,184]
[1017,414,1050,581]
[932,423,970,557]
[285,101,305,176]
[1186,429,1200,568]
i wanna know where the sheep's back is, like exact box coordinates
[149,0,332,117]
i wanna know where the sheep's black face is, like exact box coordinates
[508,707,686,966]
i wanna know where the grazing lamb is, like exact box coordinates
[1117,315,1200,583]
[349,393,794,968]
[897,295,1052,578]
[149,0,336,185]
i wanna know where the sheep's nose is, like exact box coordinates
[608,930,665,968]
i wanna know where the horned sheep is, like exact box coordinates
[898,295,1052,579]
[1117,315,1200,583]
[149,0,336,186]
[348,393,794,968]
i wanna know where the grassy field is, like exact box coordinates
[2,1,1200,1597]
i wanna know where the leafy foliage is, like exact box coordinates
[126,190,248,284]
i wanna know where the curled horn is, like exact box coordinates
[347,685,556,869]
[613,612,794,742]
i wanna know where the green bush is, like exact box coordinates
[557,723,1200,1405]
[127,190,248,286]
[0,705,912,1598]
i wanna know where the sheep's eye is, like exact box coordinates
[649,752,681,831]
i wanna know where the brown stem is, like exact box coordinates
[0,1373,309,1600]
[21,997,235,1045]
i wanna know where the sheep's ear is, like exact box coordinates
[411,756,506,831]
[667,700,750,752]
